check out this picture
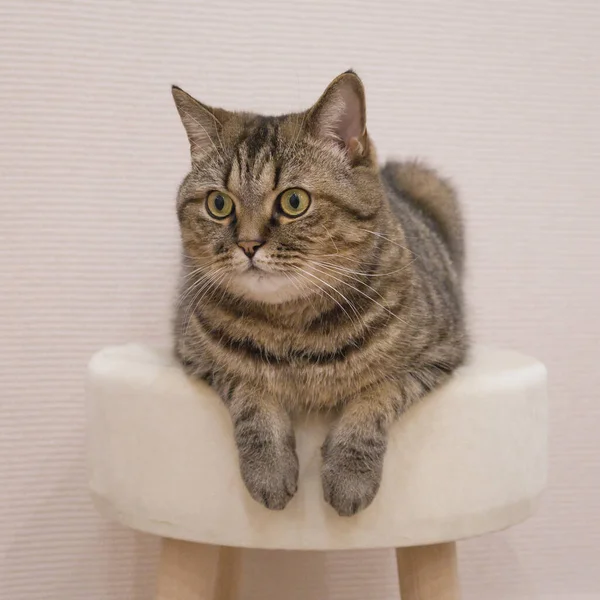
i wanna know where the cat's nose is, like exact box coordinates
[237,240,265,258]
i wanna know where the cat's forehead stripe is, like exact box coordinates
[226,118,284,197]
[244,116,279,163]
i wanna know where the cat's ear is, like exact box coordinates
[171,86,231,160]
[307,71,369,160]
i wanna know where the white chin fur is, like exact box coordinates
[229,271,304,304]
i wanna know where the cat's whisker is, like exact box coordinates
[318,252,385,267]
[183,270,228,338]
[205,271,231,313]
[214,272,234,308]
[308,258,417,278]
[292,270,345,325]
[358,228,420,258]
[285,271,320,315]
[308,262,388,304]
[181,267,226,331]
[181,259,225,281]
[185,271,228,336]
[177,265,224,306]
[320,223,340,256]
[283,272,304,296]
[307,264,409,327]
[179,273,219,322]
[293,266,363,329]
[176,275,211,307]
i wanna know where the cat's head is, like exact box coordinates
[173,71,384,305]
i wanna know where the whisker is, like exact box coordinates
[293,266,364,328]
[283,272,303,296]
[308,258,417,278]
[187,271,229,335]
[358,228,418,258]
[179,272,218,318]
[177,265,225,306]
[317,251,393,268]
[285,271,320,315]
[177,275,211,307]
[181,267,226,331]
[183,270,228,338]
[292,270,351,325]
[181,259,225,281]
[182,252,215,261]
[306,264,409,327]
[320,223,340,256]
[308,262,388,304]
[211,272,233,312]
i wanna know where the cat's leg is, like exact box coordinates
[226,381,298,510]
[322,367,455,516]
[321,381,397,517]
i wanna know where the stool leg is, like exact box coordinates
[214,546,241,600]
[396,542,460,600]
[155,538,220,599]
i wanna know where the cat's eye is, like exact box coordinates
[278,188,311,217]
[206,191,234,219]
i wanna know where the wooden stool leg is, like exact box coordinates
[396,542,460,600]
[214,546,241,600]
[155,538,221,599]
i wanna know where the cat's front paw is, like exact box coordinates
[239,440,299,510]
[321,435,384,517]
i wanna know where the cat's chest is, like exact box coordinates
[202,310,357,366]
[247,357,367,410]
[190,307,391,406]
[205,328,379,407]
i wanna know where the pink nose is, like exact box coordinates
[237,240,264,258]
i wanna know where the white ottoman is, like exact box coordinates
[86,344,547,600]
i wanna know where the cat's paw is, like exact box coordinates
[321,436,384,517]
[239,440,299,510]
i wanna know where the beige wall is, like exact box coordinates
[1,1,599,598]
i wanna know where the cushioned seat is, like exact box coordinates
[86,344,547,599]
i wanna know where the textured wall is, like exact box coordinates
[1,1,599,598]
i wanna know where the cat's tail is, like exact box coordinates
[381,160,464,273]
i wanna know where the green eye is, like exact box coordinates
[206,191,234,219]
[279,188,311,217]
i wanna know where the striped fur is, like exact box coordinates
[172,72,468,515]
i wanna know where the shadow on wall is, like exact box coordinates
[460,531,539,600]
[240,540,537,600]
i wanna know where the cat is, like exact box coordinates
[172,71,467,516]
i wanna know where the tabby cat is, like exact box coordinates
[172,71,467,516]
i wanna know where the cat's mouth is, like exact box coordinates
[229,267,303,304]
[244,260,278,276]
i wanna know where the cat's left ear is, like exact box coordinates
[172,86,232,161]
[307,71,369,161]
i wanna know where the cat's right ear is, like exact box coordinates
[171,86,230,161]
[306,71,369,163]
